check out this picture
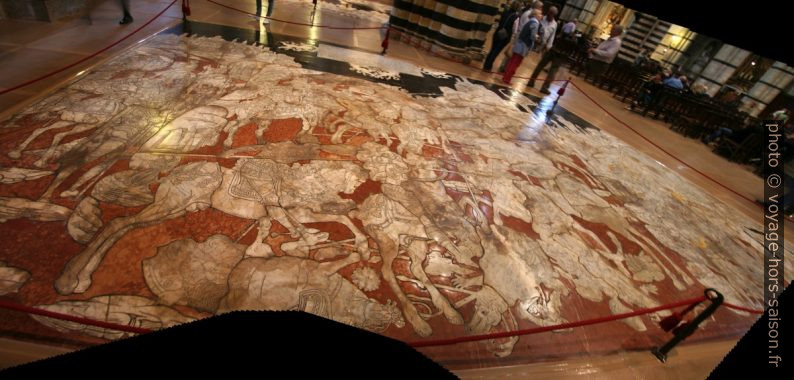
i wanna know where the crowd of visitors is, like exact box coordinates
[482,1,792,214]
[484,0,623,92]
[483,1,790,177]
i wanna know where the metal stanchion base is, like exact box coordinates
[651,347,668,363]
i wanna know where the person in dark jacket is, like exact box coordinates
[526,6,563,94]
[483,1,522,72]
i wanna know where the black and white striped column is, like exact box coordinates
[389,0,503,62]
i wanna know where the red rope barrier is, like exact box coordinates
[566,80,764,211]
[0,292,763,348]
[205,0,386,29]
[0,299,152,335]
[0,0,178,97]
[409,295,707,348]
[723,301,765,314]
[0,290,766,348]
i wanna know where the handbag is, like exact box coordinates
[496,28,509,40]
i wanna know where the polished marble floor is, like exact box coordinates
[0,0,792,373]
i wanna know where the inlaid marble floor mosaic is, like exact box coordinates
[0,23,790,369]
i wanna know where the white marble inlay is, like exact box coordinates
[279,41,318,52]
[318,43,422,76]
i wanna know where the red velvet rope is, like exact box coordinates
[2,293,765,348]
[0,0,178,96]
[0,290,768,349]
[409,295,707,348]
[0,298,151,335]
[722,301,765,314]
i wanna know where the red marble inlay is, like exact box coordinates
[339,179,382,204]
[569,154,588,170]
[0,175,53,200]
[264,220,295,257]
[74,208,253,302]
[499,214,541,240]
[230,122,258,148]
[233,149,261,156]
[0,219,82,305]
[317,149,355,161]
[421,144,444,159]
[263,118,302,143]
[508,169,544,187]
[555,161,598,189]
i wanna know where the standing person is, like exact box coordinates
[633,48,650,67]
[254,0,275,24]
[499,0,543,73]
[586,25,623,82]
[536,5,557,52]
[119,0,133,25]
[502,9,542,85]
[517,0,542,32]
[661,74,685,90]
[527,6,561,94]
[772,108,790,124]
[483,1,522,72]
[630,68,671,110]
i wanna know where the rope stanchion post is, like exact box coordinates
[548,77,571,116]
[381,26,391,55]
[182,0,191,19]
[652,288,724,363]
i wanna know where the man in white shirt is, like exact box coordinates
[538,6,557,51]
[586,25,623,81]
[517,0,543,34]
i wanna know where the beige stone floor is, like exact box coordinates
[0,0,783,377]
[0,336,738,377]
[454,339,737,380]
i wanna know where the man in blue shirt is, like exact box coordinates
[662,75,685,90]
